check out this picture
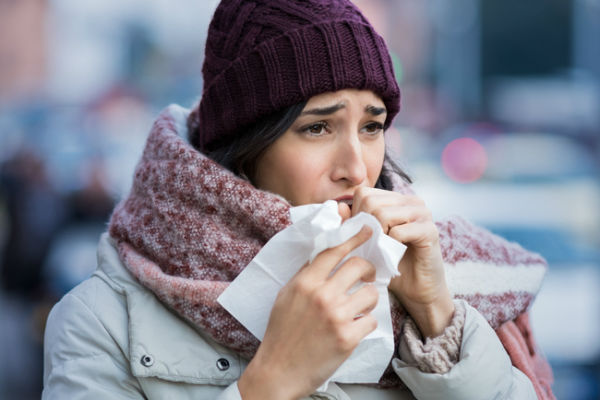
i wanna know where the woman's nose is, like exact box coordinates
[331,136,367,185]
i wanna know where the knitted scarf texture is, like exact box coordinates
[109,105,553,395]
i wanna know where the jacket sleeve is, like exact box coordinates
[392,300,537,400]
[43,291,144,400]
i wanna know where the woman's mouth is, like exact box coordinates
[334,196,353,210]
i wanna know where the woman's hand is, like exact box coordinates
[348,187,455,339]
[238,226,379,400]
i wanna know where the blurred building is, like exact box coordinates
[0,0,47,102]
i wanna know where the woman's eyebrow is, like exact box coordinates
[300,103,345,116]
[365,105,386,116]
[299,103,386,116]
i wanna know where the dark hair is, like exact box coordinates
[203,102,411,190]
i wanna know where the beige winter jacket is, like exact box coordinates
[42,234,536,399]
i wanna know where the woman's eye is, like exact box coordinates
[303,122,328,136]
[362,122,383,135]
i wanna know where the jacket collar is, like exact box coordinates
[95,233,245,385]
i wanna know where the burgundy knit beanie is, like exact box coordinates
[188,0,400,151]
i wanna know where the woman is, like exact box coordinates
[43,0,555,399]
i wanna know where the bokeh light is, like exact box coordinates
[441,137,488,183]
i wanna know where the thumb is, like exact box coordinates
[338,202,351,222]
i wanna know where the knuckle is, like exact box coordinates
[312,290,331,310]
[352,256,375,272]
[359,285,378,308]
[355,186,368,199]
[338,240,355,256]
[325,308,345,326]
[332,240,352,255]
[345,255,363,267]
[426,223,439,238]
[333,248,350,262]
[366,283,379,299]
[410,195,425,206]
[291,277,313,296]
[390,225,404,240]
[363,262,376,280]
[424,209,433,221]
[367,315,378,331]
[373,210,390,230]
[372,207,385,221]
[335,330,356,352]
[320,246,345,263]
[362,195,376,211]
[365,259,376,272]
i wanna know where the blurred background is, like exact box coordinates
[0,0,598,398]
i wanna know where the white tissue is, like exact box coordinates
[217,200,406,388]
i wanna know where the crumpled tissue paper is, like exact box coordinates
[217,200,406,388]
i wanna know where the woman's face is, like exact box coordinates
[254,89,386,206]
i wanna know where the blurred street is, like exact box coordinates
[1,0,599,399]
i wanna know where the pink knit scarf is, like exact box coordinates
[109,105,548,388]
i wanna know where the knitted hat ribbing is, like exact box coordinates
[188,0,400,151]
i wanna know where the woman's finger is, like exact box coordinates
[327,256,376,293]
[337,202,351,222]
[370,205,430,234]
[305,225,373,281]
[349,313,378,342]
[340,283,379,319]
[352,188,424,217]
[388,221,439,250]
[351,187,396,217]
